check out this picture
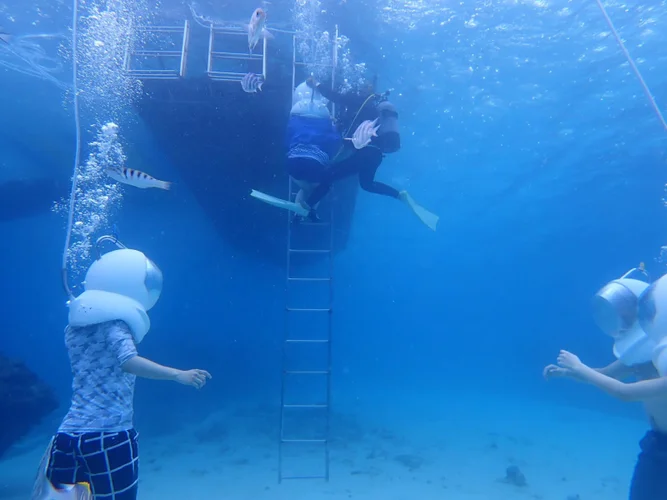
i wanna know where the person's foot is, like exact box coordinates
[291,213,303,224]
[307,209,321,222]
[293,210,320,224]
[294,199,317,220]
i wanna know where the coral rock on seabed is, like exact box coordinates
[502,465,527,487]
[0,353,59,459]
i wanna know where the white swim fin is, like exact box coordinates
[250,189,310,217]
[400,191,439,231]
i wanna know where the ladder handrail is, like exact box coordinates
[279,25,339,483]
[331,25,338,118]
[123,20,190,79]
[207,23,267,80]
[279,180,335,483]
[179,20,190,78]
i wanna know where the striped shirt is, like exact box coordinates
[287,144,331,165]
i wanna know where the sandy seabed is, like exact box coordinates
[0,391,644,499]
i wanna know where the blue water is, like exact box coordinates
[1,0,667,497]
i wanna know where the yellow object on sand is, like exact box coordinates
[400,191,439,231]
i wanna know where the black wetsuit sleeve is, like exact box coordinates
[316,84,356,107]
[358,161,400,199]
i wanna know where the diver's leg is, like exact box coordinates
[357,147,400,198]
[286,158,327,216]
[79,429,139,499]
[292,179,316,192]
[304,152,365,208]
[304,182,332,210]
[295,184,321,209]
[286,158,325,184]
[292,179,320,208]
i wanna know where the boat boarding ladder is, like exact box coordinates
[206,24,267,82]
[123,21,191,80]
[279,26,339,483]
[122,20,267,81]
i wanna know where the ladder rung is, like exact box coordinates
[284,370,330,375]
[131,50,182,56]
[285,339,329,343]
[295,61,335,68]
[281,476,328,480]
[288,249,331,254]
[288,277,331,282]
[286,308,331,313]
[134,26,185,32]
[211,51,263,61]
[283,404,328,408]
[281,439,327,443]
[280,475,328,480]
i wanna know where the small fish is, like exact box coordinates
[241,72,264,93]
[346,119,380,149]
[0,31,11,44]
[31,442,93,500]
[247,8,273,53]
[106,167,171,190]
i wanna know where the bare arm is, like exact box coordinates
[595,359,634,380]
[122,356,211,389]
[577,364,667,402]
[557,351,665,402]
[122,356,180,380]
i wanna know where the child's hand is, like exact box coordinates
[175,369,212,389]
[557,350,585,375]
[543,364,569,380]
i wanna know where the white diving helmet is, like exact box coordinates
[638,273,667,376]
[290,81,331,118]
[592,266,655,366]
[68,237,163,343]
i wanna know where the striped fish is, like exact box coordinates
[346,119,380,149]
[241,72,264,93]
[106,167,171,190]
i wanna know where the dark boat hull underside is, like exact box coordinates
[135,75,359,266]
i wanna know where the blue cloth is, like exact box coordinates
[630,430,667,499]
[286,114,341,164]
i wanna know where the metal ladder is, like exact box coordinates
[123,21,191,79]
[279,181,334,482]
[278,27,339,483]
[122,20,266,82]
[207,25,267,82]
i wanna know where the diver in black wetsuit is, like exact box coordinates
[302,76,402,213]
[249,78,438,230]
